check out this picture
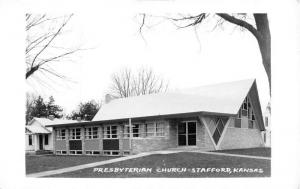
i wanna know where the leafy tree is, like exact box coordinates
[46,96,63,118]
[68,100,101,121]
[30,96,47,119]
[26,95,63,124]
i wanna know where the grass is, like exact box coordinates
[212,147,271,157]
[26,155,118,174]
[47,152,271,178]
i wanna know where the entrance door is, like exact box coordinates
[178,121,196,146]
[39,135,43,150]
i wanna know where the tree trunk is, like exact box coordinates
[254,14,271,95]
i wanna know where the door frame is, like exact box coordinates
[177,120,197,146]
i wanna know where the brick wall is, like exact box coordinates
[84,139,101,151]
[131,120,173,154]
[55,140,67,151]
[219,119,264,150]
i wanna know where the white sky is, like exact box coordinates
[26,11,270,114]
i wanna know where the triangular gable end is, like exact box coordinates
[235,80,265,131]
[30,118,52,133]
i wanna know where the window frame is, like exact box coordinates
[123,124,141,138]
[69,128,82,140]
[145,122,165,137]
[103,125,118,139]
[84,126,99,139]
[56,129,66,140]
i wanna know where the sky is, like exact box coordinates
[26,11,270,115]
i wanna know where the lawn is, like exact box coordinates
[26,155,118,174]
[46,152,271,178]
[212,147,271,157]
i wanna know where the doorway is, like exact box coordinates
[178,121,197,146]
[39,135,43,150]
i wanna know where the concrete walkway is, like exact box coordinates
[27,149,270,177]
[26,150,178,178]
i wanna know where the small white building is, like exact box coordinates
[262,102,271,147]
[25,117,78,153]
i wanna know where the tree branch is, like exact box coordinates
[216,13,262,41]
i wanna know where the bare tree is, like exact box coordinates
[138,13,271,94]
[109,67,168,98]
[26,13,81,81]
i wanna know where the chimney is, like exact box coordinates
[48,115,55,121]
[76,117,81,122]
[105,94,113,104]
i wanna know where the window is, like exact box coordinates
[242,97,248,110]
[265,117,268,127]
[69,150,82,155]
[238,110,241,118]
[212,118,225,144]
[103,151,120,156]
[86,151,101,155]
[104,125,118,139]
[156,122,165,136]
[122,124,140,138]
[28,135,33,145]
[248,110,255,129]
[132,124,140,137]
[69,128,81,140]
[123,125,130,138]
[56,129,66,140]
[56,150,67,155]
[146,123,155,137]
[146,122,165,137]
[85,127,99,139]
[44,134,48,145]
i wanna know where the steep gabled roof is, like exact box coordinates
[27,117,80,133]
[93,79,261,124]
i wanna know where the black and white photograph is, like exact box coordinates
[0,0,300,188]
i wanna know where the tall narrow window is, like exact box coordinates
[145,123,155,137]
[29,135,33,146]
[156,122,165,136]
[265,117,268,127]
[44,134,48,145]
[123,125,130,138]
[132,124,140,137]
[212,118,225,144]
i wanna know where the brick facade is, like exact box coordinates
[53,113,264,155]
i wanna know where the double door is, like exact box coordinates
[178,121,197,146]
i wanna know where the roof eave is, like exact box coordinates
[46,111,236,128]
